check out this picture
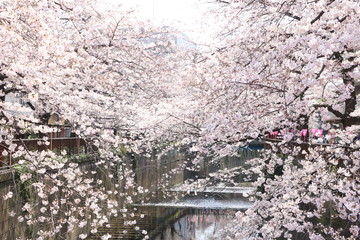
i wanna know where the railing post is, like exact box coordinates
[50,133,53,151]
[77,138,80,154]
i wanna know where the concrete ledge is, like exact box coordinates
[0,169,14,183]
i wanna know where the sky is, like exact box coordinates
[121,0,203,27]
[106,0,216,43]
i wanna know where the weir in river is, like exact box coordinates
[86,147,258,240]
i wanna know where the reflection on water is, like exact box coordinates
[86,205,239,240]
[87,148,256,240]
[155,209,235,240]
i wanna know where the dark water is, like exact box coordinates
[86,206,238,240]
[87,148,256,240]
[154,208,236,240]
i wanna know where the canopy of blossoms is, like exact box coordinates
[0,0,359,239]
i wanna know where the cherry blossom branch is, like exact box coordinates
[168,114,201,132]
[310,11,325,25]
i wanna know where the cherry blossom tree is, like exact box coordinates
[186,0,360,239]
[1,0,359,239]
[0,0,197,238]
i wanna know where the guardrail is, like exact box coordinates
[0,137,87,168]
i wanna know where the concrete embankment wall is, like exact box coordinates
[133,149,185,202]
[184,148,260,183]
[0,161,115,240]
[0,169,28,240]
[0,149,186,240]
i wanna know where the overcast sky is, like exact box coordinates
[106,0,215,43]
[121,0,202,26]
